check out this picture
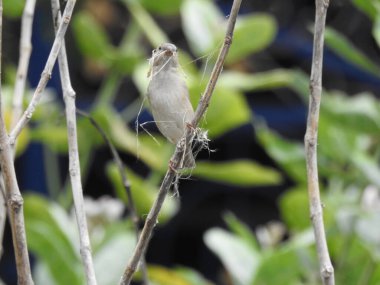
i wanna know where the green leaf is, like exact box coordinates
[218,69,309,101]
[93,105,173,171]
[254,230,316,284]
[227,14,277,64]
[256,125,306,184]
[34,262,57,285]
[204,228,260,285]
[352,0,377,21]
[189,85,250,138]
[148,265,207,285]
[72,12,113,60]
[123,0,169,47]
[3,0,24,18]
[324,27,380,77]
[254,249,303,285]
[352,152,380,187]
[321,92,380,135]
[279,188,310,231]
[24,195,84,285]
[109,50,142,74]
[224,212,259,250]
[331,236,377,285]
[106,163,178,222]
[373,14,380,47]
[174,267,214,285]
[140,0,183,15]
[219,69,296,92]
[356,212,380,260]
[181,0,224,55]
[191,160,282,187]
[31,125,68,153]
[94,233,136,285]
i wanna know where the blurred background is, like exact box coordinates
[1,0,380,284]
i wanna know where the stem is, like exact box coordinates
[9,0,77,144]
[95,70,121,106]
[304,0,335,284]
[0,1,34,283]
[119,0,242,284]
[11,0,36,132]
[123,0,168,47]
[50,1,97,284]
[1,0,36,262]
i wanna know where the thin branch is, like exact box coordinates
[304,0,335,285]
[76,109,149,284]
[9,0,77,144]
[50,1,97,284]
[0,0,37,265]
[119,0,242,284]
[0,1,34,284]
[11,0,36,132]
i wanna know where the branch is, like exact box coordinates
[0,0,37,266]
[304,0,335,284]
[0,1,34,284]
[76,109,149,284]
[50,1,97,284]
[11,0,36,132]
[119,0,242,284]
[9,0,77,144]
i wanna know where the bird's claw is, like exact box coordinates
[168,160,178,173]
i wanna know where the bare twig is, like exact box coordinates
[0,1,34,284]
[304,0,334,285]
[1,0,36,263]
[119,0,242,284]
[9,0,77,144]
[76,109,149,284]
[11,0,36,132]
[50,1,97,284]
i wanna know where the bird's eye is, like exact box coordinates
[158,46,162,50]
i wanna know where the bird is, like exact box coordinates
[147,43,196,169]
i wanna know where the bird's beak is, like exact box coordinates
[165,50,173,56]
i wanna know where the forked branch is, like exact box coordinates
[0,1,34,284]
[9,0,77,144]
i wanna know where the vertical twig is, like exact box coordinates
[1,0,36,264]
[76,109,150,284]
[9,0,77,144]
[50,1,97,284]
[304,0,335,285]
[119,0,242,284]
[11,0,36,132]
[0,1,34,284]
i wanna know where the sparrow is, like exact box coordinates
[147,43,196,169]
